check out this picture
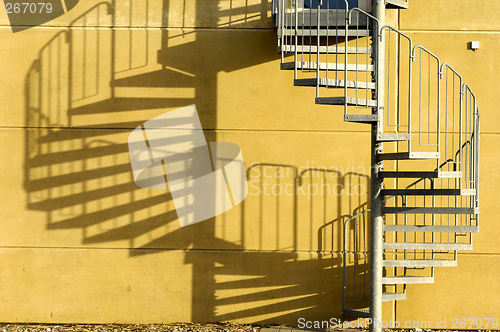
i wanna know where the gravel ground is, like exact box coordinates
[0,323,260,332]
[0,325,497,332]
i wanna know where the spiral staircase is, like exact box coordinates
[272,0,480,327]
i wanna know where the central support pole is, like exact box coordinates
[369,1,385,332]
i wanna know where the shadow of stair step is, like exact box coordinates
[69,97,194,116]
[111,69,195,88]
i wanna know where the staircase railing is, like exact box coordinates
[316,0,350,100]
[336,9,379,114]
[381,26,480,198]
[315,5,380,118]
[274,3,480,186]
[343,209,370,317]
[382,26,412,138]
[273,0,480,321]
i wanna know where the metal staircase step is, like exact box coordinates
[295,78,375,89]
[386,0,410,9]
[316,96,377,107]
[278,45,372,54]
[377,133,411,142]
[384,242,473,251]
[382,292,406,302]
[382,276,434,284]
[383,207,479,214]
[281,11,366,27]
[460,189,477,195]
[282,61,374,72]
[384,225,479,233]
[377,152,440,160]
[379,171,462,179]
[342,308,370,318]
[383,259,458,267]
[278,28,370,37]
[381,189,476,196]
[344,114,379,123]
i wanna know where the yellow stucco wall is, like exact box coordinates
[0,0,498,328]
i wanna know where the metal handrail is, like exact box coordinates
[343,209,370,313]
[380,25,413,149]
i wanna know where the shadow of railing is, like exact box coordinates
[22,0,371,325]
[208,164,370,323]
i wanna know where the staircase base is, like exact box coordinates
[342,308,370,318]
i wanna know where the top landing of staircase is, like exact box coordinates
[386,0,409,9]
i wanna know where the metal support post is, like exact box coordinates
[369,1,385,332]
